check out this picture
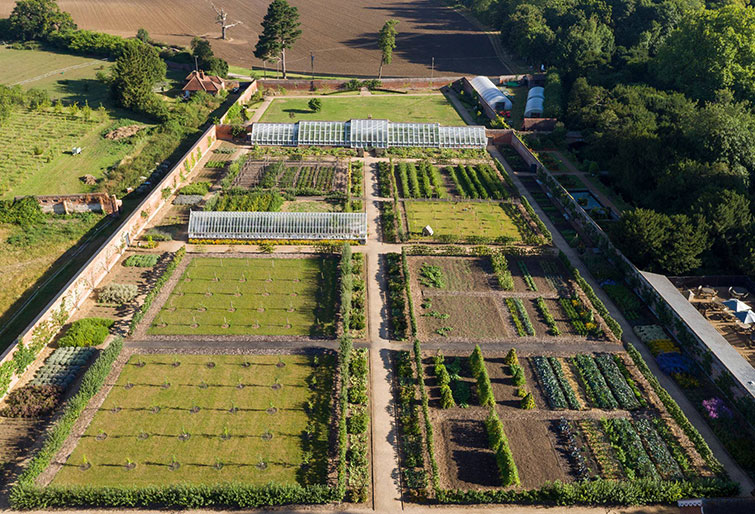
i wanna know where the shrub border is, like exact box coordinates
[128,247,185,335]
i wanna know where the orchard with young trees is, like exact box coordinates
[460,0,755,275]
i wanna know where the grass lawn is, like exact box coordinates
[53,353,334,487]
[404,201,523,242]
[260,95,465,124]
[150,257,338,337]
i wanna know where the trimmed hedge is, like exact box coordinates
[434,476,738,505]
[469,346,495,407]
[485,408,520,486]
[128,247,185,334]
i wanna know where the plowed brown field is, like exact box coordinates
[0,0,504,77]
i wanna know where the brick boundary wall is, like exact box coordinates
[0,81,258,399]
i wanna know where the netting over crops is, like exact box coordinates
[249,119,486,148]
[188,211,368,241]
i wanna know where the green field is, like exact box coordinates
[0,106,144,198]
[0,47,149,198]
[150,257,338,337]
[53,353,334,487]
[404,201,524,242]
[260,95,465,124]
[0,47,112,105]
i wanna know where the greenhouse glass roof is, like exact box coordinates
[249,123,297,146]
[297,121,348,146]
[188,211,368,241]
[249,120,486,149]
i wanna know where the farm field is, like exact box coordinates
[234,159,348,193]
[413,348,718,494]
[403,201,523,243]
[149,256,338,337]
[393,161,509,200]
[5,0,507,77]
[52,353,334,487]
[259,95,465,124]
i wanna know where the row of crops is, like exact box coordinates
[446,164,507,200]
[394,161,446,199]
[556,415,689,482]
[258,162,339,193]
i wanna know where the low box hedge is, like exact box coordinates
[58,318,114,347]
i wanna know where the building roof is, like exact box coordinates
[183,70,225,93]
[642,271,755,399]
[469,76,512,112]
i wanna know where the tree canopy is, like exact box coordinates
[111,40,167,119]
[191,37,229,77]
[8,0,75,40]
[377,19,399,79]
[653,6,755,102]
[253,0,302,79]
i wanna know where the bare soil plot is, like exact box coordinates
[485,356,547,411]
[502,419,571,488]
[19,0,505,76]
[415,295,509,341]
[407,256,497,293]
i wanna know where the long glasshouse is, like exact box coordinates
[188,211,369,242]
[249,119,487,148]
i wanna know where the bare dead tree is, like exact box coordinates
[212,4,242,40]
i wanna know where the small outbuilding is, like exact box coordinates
[423,225,434,236]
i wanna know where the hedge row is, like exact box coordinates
[484,408,520,486]
[385,253,408,339]
[625,343,724,475]
[402,248,417,337]
[396,350,428,493]
[435,476,738,505]
[128,248,185,334]
[340,243,353,332]
[558,251,623,340]
[469,346,495,407]
[413,340,440,489]
[345,347,369,502]
[335,336,353,501]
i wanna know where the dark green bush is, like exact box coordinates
[58,318,114,347]
[440,384,455,408]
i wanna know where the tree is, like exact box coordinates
[653,6,755,102]
[191,37,228,77]
[212,4,242,40]
[136,28,149,43]
[111,40,166,119]
[254,0,302,79]
[377,19,399,79]
[614,208,673,270]
[308,98,322,112]
[8,0,75,40]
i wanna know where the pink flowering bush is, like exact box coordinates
[702,397,733,419]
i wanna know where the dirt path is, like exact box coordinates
[363,156,404,511]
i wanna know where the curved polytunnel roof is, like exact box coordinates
[469,76,512,112]
[524,96,544,118]
[527,86,545,100]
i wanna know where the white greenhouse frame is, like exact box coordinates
[248,120,486,149]
[189,211,368,241]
